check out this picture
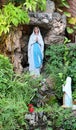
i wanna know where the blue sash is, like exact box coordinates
[33,42,42,68]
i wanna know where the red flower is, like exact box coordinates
[28,104,34,113]
[28,104,33,107]
[29,107,34,113]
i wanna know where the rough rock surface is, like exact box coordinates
[21,35,28,67]
[5,28,23,74]
[4,0,66,73]
[29,11,66,44]
[29,0,55,28]
[29,0,55,29]
[46,0,55,13]
[44,13,66,44]
[29,0,66,44]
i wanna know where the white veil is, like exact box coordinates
[28,27,44,62]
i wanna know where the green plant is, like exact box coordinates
[45,44,65,99]
[0,54,43,130]
[33,103,76,130]
[0,0,46,36]
[72,90,76,100]
[36,104,76,130]
[24,0,46,11]
[47,104,76,130]
[0,54,13,97]
[43,104,76,130]
[53,0,76,35]
[45,43,76,99]
[0,3,30,35]
[9,0,25,3]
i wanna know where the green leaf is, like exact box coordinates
[64,12,71,17]
[62,1,70,8]
[67,27,74,34]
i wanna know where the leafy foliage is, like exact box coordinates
[66,27,74,34]
[48,104,76,130]
[68,17,76,25]
[0,0,46,36]
[9,0,25,3]
[45,44,76,99]
[53,0,76,34]
[72,89,76,100]
[61,0,70,8]
[0,52,76,129]
[0,54,41,130]
[53,0,69,9]
[0,3,30,35]
[0,55,13,96]
[24,0,46,11]
[36,104,76,130]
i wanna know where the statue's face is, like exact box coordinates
[34,27,39,34]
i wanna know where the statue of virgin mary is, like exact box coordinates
[28,26,44,76]
[62,76,72,108]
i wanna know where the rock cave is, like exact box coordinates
[5,0,66,74]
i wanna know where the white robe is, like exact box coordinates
[62,76,72,107]
[28,29,44,76]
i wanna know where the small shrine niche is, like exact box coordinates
[4,0,66,74]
